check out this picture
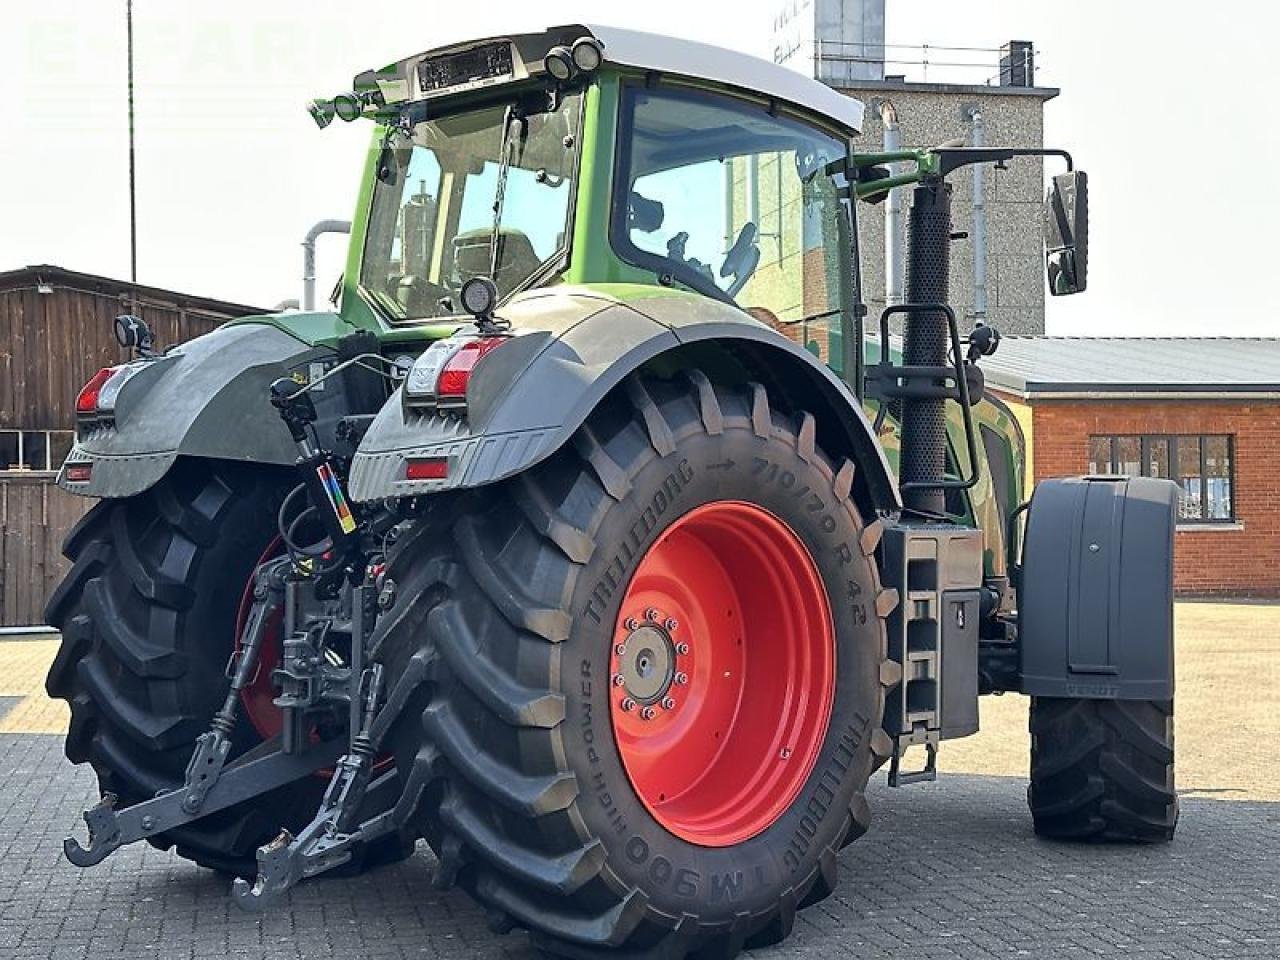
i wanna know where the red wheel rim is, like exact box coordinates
[234,538,287,743]
[610,501,835,847]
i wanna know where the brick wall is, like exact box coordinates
[1026,398,1280,597]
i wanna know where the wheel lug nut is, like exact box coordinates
[624,618,640,631]
[640,706,656,720]
[661,697,676,710]
[621,698,636,712]
[675,643,690,656]
[664,618,678,631]
[612,674,626,687]
[674,672,688,685]
[614,643,627,656]
[780,747,792,760]
[645,608,660,622]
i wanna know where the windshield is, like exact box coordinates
[360,90,581,322]
[613,85,854,349]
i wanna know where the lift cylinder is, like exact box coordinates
[900,181,953,515]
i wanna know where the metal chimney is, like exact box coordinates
[999,41,1035,87]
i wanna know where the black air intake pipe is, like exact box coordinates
[899,180,953,516]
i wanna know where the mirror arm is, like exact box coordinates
[932,147,1073,177]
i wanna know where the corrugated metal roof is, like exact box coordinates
[982,337,1280,398]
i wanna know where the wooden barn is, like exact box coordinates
[0,265,265,626]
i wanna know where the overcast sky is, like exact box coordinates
[5,0,1278,335]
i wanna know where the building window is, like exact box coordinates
[0,430,75,473]
[1088,434,1234,523]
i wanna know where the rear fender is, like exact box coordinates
[348,289,901,516]
[58,323,340,498]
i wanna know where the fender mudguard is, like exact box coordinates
[1019,475,1177,700]
[349,287,901,513]
[58,322,333,498]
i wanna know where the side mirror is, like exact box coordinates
[1044,170,1088,296]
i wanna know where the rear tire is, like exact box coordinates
[45,459,412,876]
[1028,697,1177,843]
[373,374,895,959]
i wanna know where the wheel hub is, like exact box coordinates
[614,617,686,711]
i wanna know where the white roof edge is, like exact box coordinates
[586,24,864,134]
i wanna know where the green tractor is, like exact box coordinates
[47,24,1178,959]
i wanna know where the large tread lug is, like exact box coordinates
[627,377,676,457]
[44,540,112,629]
[515,473,596,565]
[106,504,193,609]
[83,579,185,679]
[439,794,604,896]
[424,704,578,816]
[479,876,649,949]
[455,515,572,643]
[431,603,565,728]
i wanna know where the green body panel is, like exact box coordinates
[225,310,357,346]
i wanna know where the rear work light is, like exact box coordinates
[402,335,508,414]
[75,363,143,419]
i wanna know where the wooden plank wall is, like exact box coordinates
[0,285,230,431]
[0,477,91,626]
[1,279,247,625]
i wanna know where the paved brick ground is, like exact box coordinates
[2,603,1278,959]
[2,733,1277,960]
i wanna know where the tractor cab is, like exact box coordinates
[320,23,868,377]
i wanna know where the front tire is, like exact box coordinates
[373,374,896,959]
[1028,697,1177,843]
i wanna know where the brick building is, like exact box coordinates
[985,337,1280,597]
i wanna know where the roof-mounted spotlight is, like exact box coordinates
[544,45,575,82]
[307,98,335,129]
[332,92,364,122]
[571,37,604,73]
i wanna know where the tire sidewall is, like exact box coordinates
[561,423,883,921]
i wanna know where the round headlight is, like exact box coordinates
[571,38,603,73]
[332,93,363,122]
[459,276,499,318]
[544,46,575,82]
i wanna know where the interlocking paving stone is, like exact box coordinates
[1,734,1277,960]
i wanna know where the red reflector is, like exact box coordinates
[65,464,93,483]
[75,368,115,415]
[406,458,449,481]
[436,337,506,399]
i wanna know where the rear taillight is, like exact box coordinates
[403,335,508,414]
[75,368,115,415]
[436,338,506,407]
[75,363,142,419]
[405,457,449,481]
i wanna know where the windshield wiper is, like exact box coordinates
[489,104,527,279]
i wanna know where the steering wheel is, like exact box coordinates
[720,222,761,297]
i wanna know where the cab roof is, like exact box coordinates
[374,24,865,135]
